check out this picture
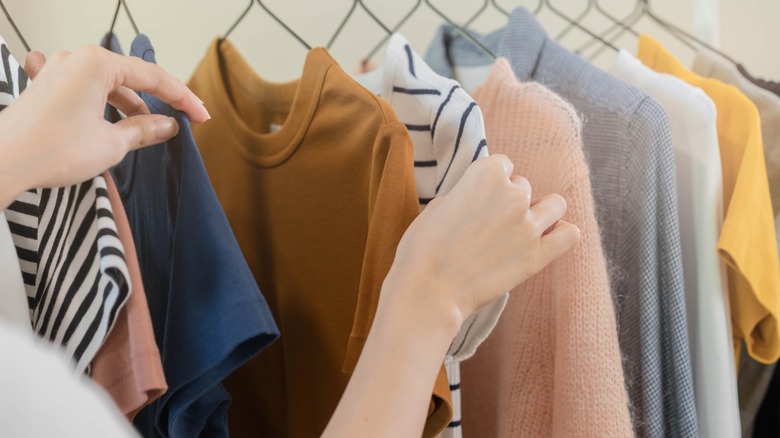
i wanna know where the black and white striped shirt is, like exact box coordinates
[0,39,131,374]
[354,34,508,438]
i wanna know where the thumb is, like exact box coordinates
[112,114,179,151]
[23,50,46,79]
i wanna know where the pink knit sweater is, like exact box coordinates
[461,59,633,437]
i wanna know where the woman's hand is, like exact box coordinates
[385,153,581,334]
[0,45,209,209]
[325,154,581,437]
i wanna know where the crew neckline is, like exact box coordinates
[206,39,333,167]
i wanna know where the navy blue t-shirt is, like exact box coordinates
[107,34,279,437]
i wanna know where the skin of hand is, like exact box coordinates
[324,154,581,437]
[0,45,209,210]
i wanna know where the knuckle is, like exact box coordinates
[49,50,69,62]
[78,45,105,61]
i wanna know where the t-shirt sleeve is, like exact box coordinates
[718,110,780,364]
[157,116,280,437]
[341,120,453,437]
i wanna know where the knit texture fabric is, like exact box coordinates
[460,59,633,437]
[424,9,696,437]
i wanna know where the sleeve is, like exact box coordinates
[718,107,780,365]
[157,117,280,437]
[550,170,634,436]
[621,97,698,437]
[342,121,453,437]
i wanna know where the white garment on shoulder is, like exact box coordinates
[0,212,30,331]
[354,34,507,438]
[611,49,739,438]
[0,318,138,437]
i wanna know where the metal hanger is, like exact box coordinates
[327,0,393,49]
[462,0,490,29]
[0,0,29,52]
[577,0,640,59]
[109,0,140,36]
[224,0,311,50]
[362,0,422,61]
[554,0,593,41]
[543,0,617,51]
[492,0,542,17]
[639,0,737,63]
[224,0,253,39]
[424,0,496,59]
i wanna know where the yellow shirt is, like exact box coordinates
[639,35,780,367]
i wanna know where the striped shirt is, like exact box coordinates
[0,38,131,374]
[354,34,508,437]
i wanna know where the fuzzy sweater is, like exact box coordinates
[460,59,633,437]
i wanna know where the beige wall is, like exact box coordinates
[0,0,775,83]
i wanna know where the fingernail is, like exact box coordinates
[201,102,211,121]
[158,116,179,139]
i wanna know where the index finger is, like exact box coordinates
[108,51,210,123]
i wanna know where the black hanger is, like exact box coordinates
[328,0,393,49]
[224,0,311,50]
[362,0,422,62]
[424,0,496,59]
[0,0,29,52]
[463,0,490,29]
[492,0,542,17]
[224,0,253,39]
[576,0,639,59]
[554,0,593,41]
[543,0,618,52]
[109,0,140,36]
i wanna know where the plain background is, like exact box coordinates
[0,0,776,83]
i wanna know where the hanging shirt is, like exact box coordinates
[690,50,780,438]
[0,38,132,374]
[0,317,138,438]
[105,34,280,438]
[693,51,780,218]
[611,49,739,438]
[424,8,696,437]
[353,33,505,438]
[187,39,452,438]
[458,58,632,438]
[0,44,36,332]
[17,53,168,419]
[638,34,780,368]
[90,173,167,420]
[0,212,30,330]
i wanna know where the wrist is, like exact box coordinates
[0,133,35,210]
[377,266,464,346]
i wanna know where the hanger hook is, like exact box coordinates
[362,0,422,61]
[543,0,618,52]
[256,0,311,50]
[328,0,394,50]
[110,0,140,36]
[327,1,359,49]
[224,0,254,39]
[424,0,496,59]
[122,0,140,35]
[0,0,30,52]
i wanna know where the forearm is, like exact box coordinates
[323,273,461,437]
